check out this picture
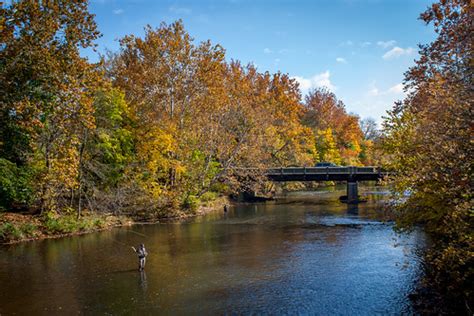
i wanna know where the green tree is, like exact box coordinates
[0,158,33,211]
[74,88,136,214]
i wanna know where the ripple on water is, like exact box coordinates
[0,191,425,315]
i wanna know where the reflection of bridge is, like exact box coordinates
[265,166,386,203]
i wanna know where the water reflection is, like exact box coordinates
[346,203,359,215]
[0,186,425,315]
[139,270,147,292]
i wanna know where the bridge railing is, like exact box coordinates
[353,167,379,173]
[266,166,380,175]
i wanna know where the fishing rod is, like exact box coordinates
[124,229,149,238]
[111,238,146,254]
[109,229,153,254]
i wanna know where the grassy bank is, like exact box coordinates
[0,195,229,244]
[0,212,132,244]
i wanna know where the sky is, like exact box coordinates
[87,0,436,124]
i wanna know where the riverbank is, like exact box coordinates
[0,196,230,245]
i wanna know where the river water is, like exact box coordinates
[0,187,426,315]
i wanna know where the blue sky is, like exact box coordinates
[88,0,436,124]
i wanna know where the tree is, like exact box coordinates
[383,0,473,311]
[358,118,383,166]
[77,87,135,214]
[303,88,364,165]
[107,21,318,207]
[316,128,341,164]
[0,1,102,213]
[107,21,230,209]
[360,118,380,141]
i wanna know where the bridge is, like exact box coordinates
[266,166,384,182]
[264,166,386,203]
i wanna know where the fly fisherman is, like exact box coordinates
[132,244,148,271]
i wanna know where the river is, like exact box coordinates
[0,186,426,315]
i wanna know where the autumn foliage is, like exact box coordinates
[1,0,471,309]
[383,0,473,311]
[0,1,374,217]
[303,88,370,166]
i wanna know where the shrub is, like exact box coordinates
[210,182,229,194]
[182,195,200,212]
[200,191,218,203]
[0,223,23,241]
[43,214,78,234]
[93,218,106,228]
[20,223,38,237]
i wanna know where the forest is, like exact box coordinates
[0,0,471,313]
[0,2,378,220]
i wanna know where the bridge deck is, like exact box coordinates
[265,166,385,182]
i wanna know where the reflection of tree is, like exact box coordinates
[1,199,418,314]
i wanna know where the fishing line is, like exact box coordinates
[125,229,149,238]
[110,238,128,247]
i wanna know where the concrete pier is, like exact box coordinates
[346,181,358,203]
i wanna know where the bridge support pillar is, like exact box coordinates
[346,181,358,203]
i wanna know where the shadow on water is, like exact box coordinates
[0,186,426,315]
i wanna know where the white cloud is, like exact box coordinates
[387,83,404,94]
[377,40,397,49]
[339,40,353,47]
[349,82,407,124]
[340,40,371,48]
[292,71,336,95]
[382,46,415,60]
[368,82,404,96]
[274,58,281,64]
[263,48,273,54]
[278,48,290,54]
[113,8,124,14]
[368,86,379,96]
[336,57,347,64]
[169,6,192,15]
